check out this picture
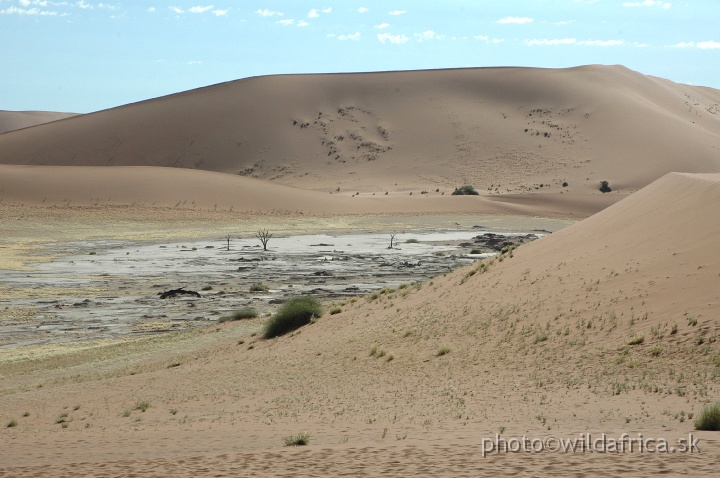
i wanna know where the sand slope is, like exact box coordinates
[1,66,719,195]
[1,172,718,476]
[0,110,78,135]
[0,164,620,218]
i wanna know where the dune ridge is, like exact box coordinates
[0,110,78,135]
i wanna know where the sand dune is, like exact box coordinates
[1,172,718,475]
[1,66,719,197]
[0,164,620,218]
[0,110,78,135]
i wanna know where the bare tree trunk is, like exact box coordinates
[225,234,231,251]
[256,229,273,251]
[388,233,397,249]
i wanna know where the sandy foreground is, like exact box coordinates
[1,173,719,476]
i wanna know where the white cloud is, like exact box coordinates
[377,32,409,44]
[580,39,624,46]
[335,32,360,41]
[189,5,213,14]
[308,8,319,18]
[76,1,92,9]
[375,23,390,29]
[187,61,203,65]
[475,35,504,44]
[498,16,533,24]
[623,0,671,8]
[358,7,368,13]
[147,7,156,12]
[525,38,576,46]
[389,10,406,15]
[297,20,309,27]
[322,7,331,14]
[415,30,444,42]
[0,6,57,15]
[256,8,282,17]
[673,41,720,49]
[169,6,184,14]
[525,38,624,46]
[277,18,294,26]
[212,9,227,16]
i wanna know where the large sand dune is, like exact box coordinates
[2,172,718,475]
[1,66,719,197]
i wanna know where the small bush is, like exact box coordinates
[436,346,451,356]
[599,181,611,193]
[250,282,269,292]
[452,185,479,196]
[136,401,150,412]
[470,249,482,254]
[694,401,720,431]
[263,296,322,338]
[628,334,645,345]
[202,285,213,291]
[218,307,259,322]
[405,238,419,243]
[284,431,310,446]
[330,307,342,315]
[7,419,17,428]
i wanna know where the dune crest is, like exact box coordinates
[0,110,78,135]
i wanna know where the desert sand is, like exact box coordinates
[1,66,719,476]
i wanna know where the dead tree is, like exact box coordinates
[388,233,397,249]
[225,234,231,251]
[256,229,273,251]
[158,287,201,299]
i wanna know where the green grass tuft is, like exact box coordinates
[694,401,720,431]
[249,282,269,292]
[263,296,322,339]
[218,307,259,322]
[283,431,310,446]
[628,334,645,345]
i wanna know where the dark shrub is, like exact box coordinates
[599,181,612,193]
[452,185,479,196]
[263,296,323,338]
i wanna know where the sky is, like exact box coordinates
[1,0,719,113]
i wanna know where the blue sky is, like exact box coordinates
[2,0,719,113]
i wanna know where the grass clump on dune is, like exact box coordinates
[218,307,259,323]
[694,401,720,431]
[283,431,310,446]
[263,296,323,339]
[249,282,269,292]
